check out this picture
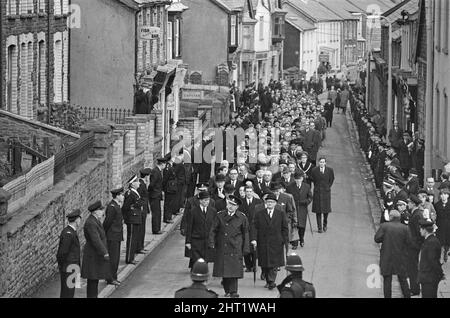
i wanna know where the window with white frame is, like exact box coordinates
[38,0,46,13]
[62,0,69,14]
[54,35,63,103]
[6,44,18,112]
[38,40,47,105]
[167,21,173,59]
[259,16,264,41]
[63,31,69,102]
[54,0,62,15]
[231,15,237,46]
[7,0,17,15]
[175,19,180,57]
[20,0,34,14]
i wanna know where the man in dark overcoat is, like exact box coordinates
[239,186,263,272]
[374,210,411,298]
[418,219,444,298]
[81,201,110,298]
[310,157,335,233]
[103,187,125,286]
[185,191,217,268]
[251,193,289,290]
[286,171,313,248]
[149,157,167,234]
[163,154,178,224]
[57,209,81,298]
[407,195,425,295]
[209,195,250,298]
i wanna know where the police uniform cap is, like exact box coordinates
[224,184,235,193]
[408,195,421,205]
[440,188,450,195]
[191,258,209,281]
[156,157,168,164]
[67,209,82,222]
[396,200,407,206]
[285,253,304,272]
[110,187,124,196]
[418,189,429,195]
[409,168,418,176]
[198,191,210,200]
[88,200,103,212]
[140,168,152,177]
[215,174,227,182]
[196,183,209,189]
[227,195,242,206]
[419,219,435,229]
[265,193,278,202]
[128,175,138,184]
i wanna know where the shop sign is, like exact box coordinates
[139,26,160,40]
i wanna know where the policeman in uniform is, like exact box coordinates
[138,168,151,252]
[122,176,144,264]
[174,258,218,298]
[103,187,125,286]
[277,253,316,298]
[56,209,82,298]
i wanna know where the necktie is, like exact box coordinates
[268,209,273,219]
[203,207,207,214]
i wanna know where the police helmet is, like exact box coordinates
[191,258,209,282]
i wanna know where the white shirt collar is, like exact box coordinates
[69,224,77,231]
[131,188,141,198]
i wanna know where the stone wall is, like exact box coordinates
[0,115,158,298]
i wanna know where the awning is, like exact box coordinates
[150,65,177,97]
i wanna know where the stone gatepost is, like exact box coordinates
[0,187,12,226]
[125,115,152,167]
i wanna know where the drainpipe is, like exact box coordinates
[424,0,434,183]
[47,0,51,124]
[0,0,3,110]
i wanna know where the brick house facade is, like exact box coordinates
[0,0,69,120]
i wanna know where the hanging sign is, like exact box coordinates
[139,26,160,40]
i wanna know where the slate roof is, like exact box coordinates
[285,13,316,31]
[382,0,419,24]
[316,0,360,20]
[345,0,398,14]
[285,0,342,22]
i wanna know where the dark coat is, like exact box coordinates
[209,211,250,278]
[388,128,403,149]
[374,220,411,276]
[81,215,110,280]
[240,197,263,239]
[277,192,298,242]
[435,200,450,246]
[211,188,227,212]
[103,200,124,241]
[398,140,411,171]
[286,182,313,228]
[185,205,217,264]
[405,177,420,196]
[174,282,218,298]
[418,234,444,283]
[138,179,150,214]
[297,161,315,185]
[181,196,216,234]
[148,166,164,200]
[311,166,335,214]
[251,207,289,268]
[408,208,425,250]
[56,225,81,272]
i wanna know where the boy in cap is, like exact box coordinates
[103,187,125,286]
[81,201,110,298]
[209,195,250,298]
[57,209,82,298]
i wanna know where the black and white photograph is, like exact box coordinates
[1,0,450,303]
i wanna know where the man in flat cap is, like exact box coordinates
[122,176,143,265]
[137,168,151,252]
[149,157,167,234]
[209,195,250,298]
[251,193,289,290]
[418,219,444,298]
[57,209,82,298]
[81,201,110,298]
[103,187,125,286]
[185,191,217,268]
[407,195,426,296]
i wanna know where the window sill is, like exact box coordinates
[7,15,20,20]
[19,13,35,19]
[38,12,47,17]
[54,13,70,19]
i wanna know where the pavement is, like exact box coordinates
[31,208,183,298]
[109,98,383,298]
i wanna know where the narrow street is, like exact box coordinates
[111,110,382,298]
